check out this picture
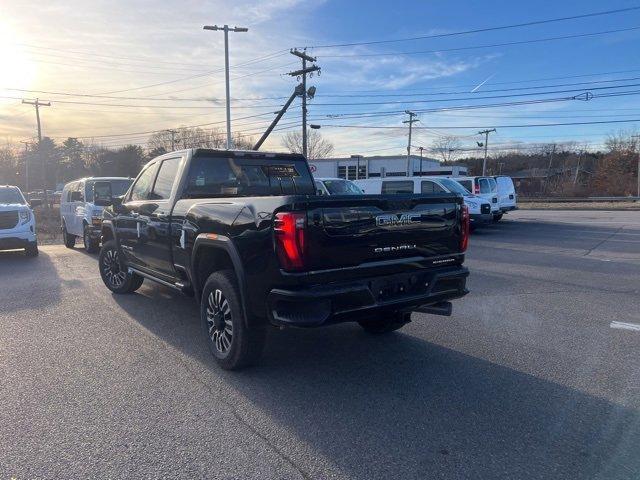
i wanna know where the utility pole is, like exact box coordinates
[166,129,178,150]
[632,135,640,198]
[403,111,419,176]
[22,98,51,206]
[19,141,31,193]
[478,128,496,175]
[288,49,320,158]
[544,143,556,193]
[203,24,248,149]
[253,84,304,150]
[418,146,424,176]
[574,150,583,185]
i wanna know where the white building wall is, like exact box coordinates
[308,155,466,179]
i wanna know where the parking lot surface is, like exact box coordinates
[1,210,639,479]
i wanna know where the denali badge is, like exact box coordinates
[376,213,421,227]
[374,244,417,253]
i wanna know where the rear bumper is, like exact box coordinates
[267,265,469,327]
[500,205,518,213]
[470,213,493,224]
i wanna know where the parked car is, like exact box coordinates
[0,185,41,256]
[96,149,470,370]
[451,176,501,220]
[60,177,133,253]
[494,176,518,216]
[353,176,492,229]
[314,177,363,195]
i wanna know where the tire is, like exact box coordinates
[25,242,39,257]
[358,311,411,334]
[99,240,144,294]
[493,213,503,222]
[201,269,266,370]
[62,223,76,248]
[83,225,99,253]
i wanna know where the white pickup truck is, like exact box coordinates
[354,176,493,229]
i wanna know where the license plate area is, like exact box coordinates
[369,272,429,302]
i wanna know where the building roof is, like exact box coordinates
[315,154,440,163]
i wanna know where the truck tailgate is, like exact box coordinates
[299,194,462,271]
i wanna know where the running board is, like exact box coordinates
[128,267,190,292]
[413,301,452,317]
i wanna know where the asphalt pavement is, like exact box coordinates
[1,209,639,479]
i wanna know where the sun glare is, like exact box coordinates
[0,22,37,88]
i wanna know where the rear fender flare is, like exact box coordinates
[191,234,249,325]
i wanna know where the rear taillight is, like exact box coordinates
[274,212,306,271]
[460,204,470,252]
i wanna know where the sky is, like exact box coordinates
[1,0,640,157]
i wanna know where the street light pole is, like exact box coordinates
[203,24,248,150]
[632,135,640,198]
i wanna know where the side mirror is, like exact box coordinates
[93,181,113,207]
[111,195,125,213]
[29,198,43,208]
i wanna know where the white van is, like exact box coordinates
[494,176,518,215]
[451,176,501,219]
[353,176,493,228]
[314,177,363,195]
[60,177,133,252]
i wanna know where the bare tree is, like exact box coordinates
[605,129,639,153]
[281,129,334,159]
[430,136,461,163]
[147,127,225,152]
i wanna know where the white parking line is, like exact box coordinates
[610,321,640,332]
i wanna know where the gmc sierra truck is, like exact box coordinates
[96,149,470,370]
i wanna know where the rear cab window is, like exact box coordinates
[457,180,473,192]
[479,178,491,194]
[421,181,446,194]
[381,181,414,194]
[182,154,315,198]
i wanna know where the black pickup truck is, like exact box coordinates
[96,149,469,369]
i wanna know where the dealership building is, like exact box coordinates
[308,155,468,180]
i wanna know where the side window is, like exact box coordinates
[150,158,181,200]
[129,164,158,201]
[421,181,445,193]
[64,184,74,202]
[74,182,85,202]
[479,178,490,194]
[382,181,414,194]
[459,180,472,191]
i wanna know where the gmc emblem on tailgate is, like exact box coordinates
[376,213,421,227]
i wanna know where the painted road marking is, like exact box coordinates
[610,321,640,332]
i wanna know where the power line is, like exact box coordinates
[316,118,640,130]
[95,50,288,95]
[317,25,640,58]
[309,81,640,107]
[304,6,640,48]
[1,87,289,103]
[0,95,284,110]
[314,75,640,98]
